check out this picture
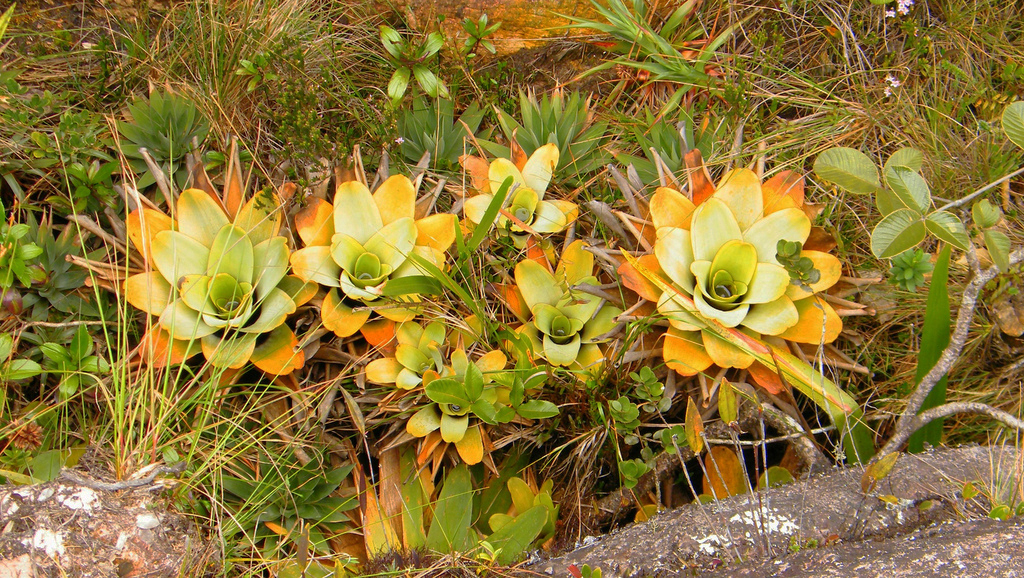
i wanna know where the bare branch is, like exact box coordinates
[879,402,1024,455]
[877,247,1024,459]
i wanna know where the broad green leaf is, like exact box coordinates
[756,466,795,490]
[883,147,924,175]
[515,399,559,419]
[484,505,548,564]
[1002,101,1024,150]
[924,211,969,250]
[471,399,497,424]
[875,187,906,216]
[871,208,926,258]
[379,26,403,59]
[0,333,12,359]
[813,147,881,194]
[5,359,42,380]
[885,167,931,213]
[387,67,411,103]
[425,378,472,406]
[972,199,1002,229]
[412,65,440,98]
[984,229,1011,273]
[426,465,473,553]
[908,245,951,453]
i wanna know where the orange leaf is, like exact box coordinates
[684,149,715,206]
[747,360,788,395]
[761,170,805,215]
[663,328,713,377]
[223,139,245,219]
[294,198,335,247]
[617,255,663,302]
[777,296,843,344]
[459,155,490,196]
[264,521,289,536]
[510,135,528,171]
[701,446,748,498]
[361,319,397,352]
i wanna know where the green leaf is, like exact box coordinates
[813,147,881,194]
[984,229,1011,273]
[924,211,969,250]
[871,208,926,258]
[387,67,411,103]
[718,378,738,425]
[484,505,548,564]
[0,333,12,359]
[0,5,15,42]
[464,363,484,400]
[972,199,1002,229]
[908,245,951,453]
[885,167,932,213]
[412,65,444,99]
[40,343,71,364]
[381,275,443,297]
[419,32,444,58]
[425,378,472,406]
[426,465,473,553]
[1002,101,1024,150]
[756,466,795,490]
[471,399,497,424]
[515,399,559,420]
[379,26,403,59]
[883,148,924,175]
[70,324,92,361]
[5,359,42,380]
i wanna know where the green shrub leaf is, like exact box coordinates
[426,465,473,553]
[883,147,924,175]
[924,211,969,250]
[485,505,548,564]
[813,147,881,194]
[871,208,926,258]
[972,199,1002,229]
[983,229,1011,273]
[885,167,931,213]
[1002,101,1024,150]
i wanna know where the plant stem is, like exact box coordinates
[935,166,1024,212]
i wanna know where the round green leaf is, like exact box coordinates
[984,229,1011,273]
[883,148,924,175]
[871,208,926,258]
[875,187,905,216]
[1002,101,1024,150]
[972,199,1002,229]
[387,67,411,103]
[924,211,970,250]
[884,167,931,213]
[516,399,559,420]
[425,377,472,406]
[813,147,881,194]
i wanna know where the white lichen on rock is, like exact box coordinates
[24,529,65,558]
[729,508,800,535]
[56,486,99,511]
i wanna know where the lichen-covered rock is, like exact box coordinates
[0,475,209,577]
